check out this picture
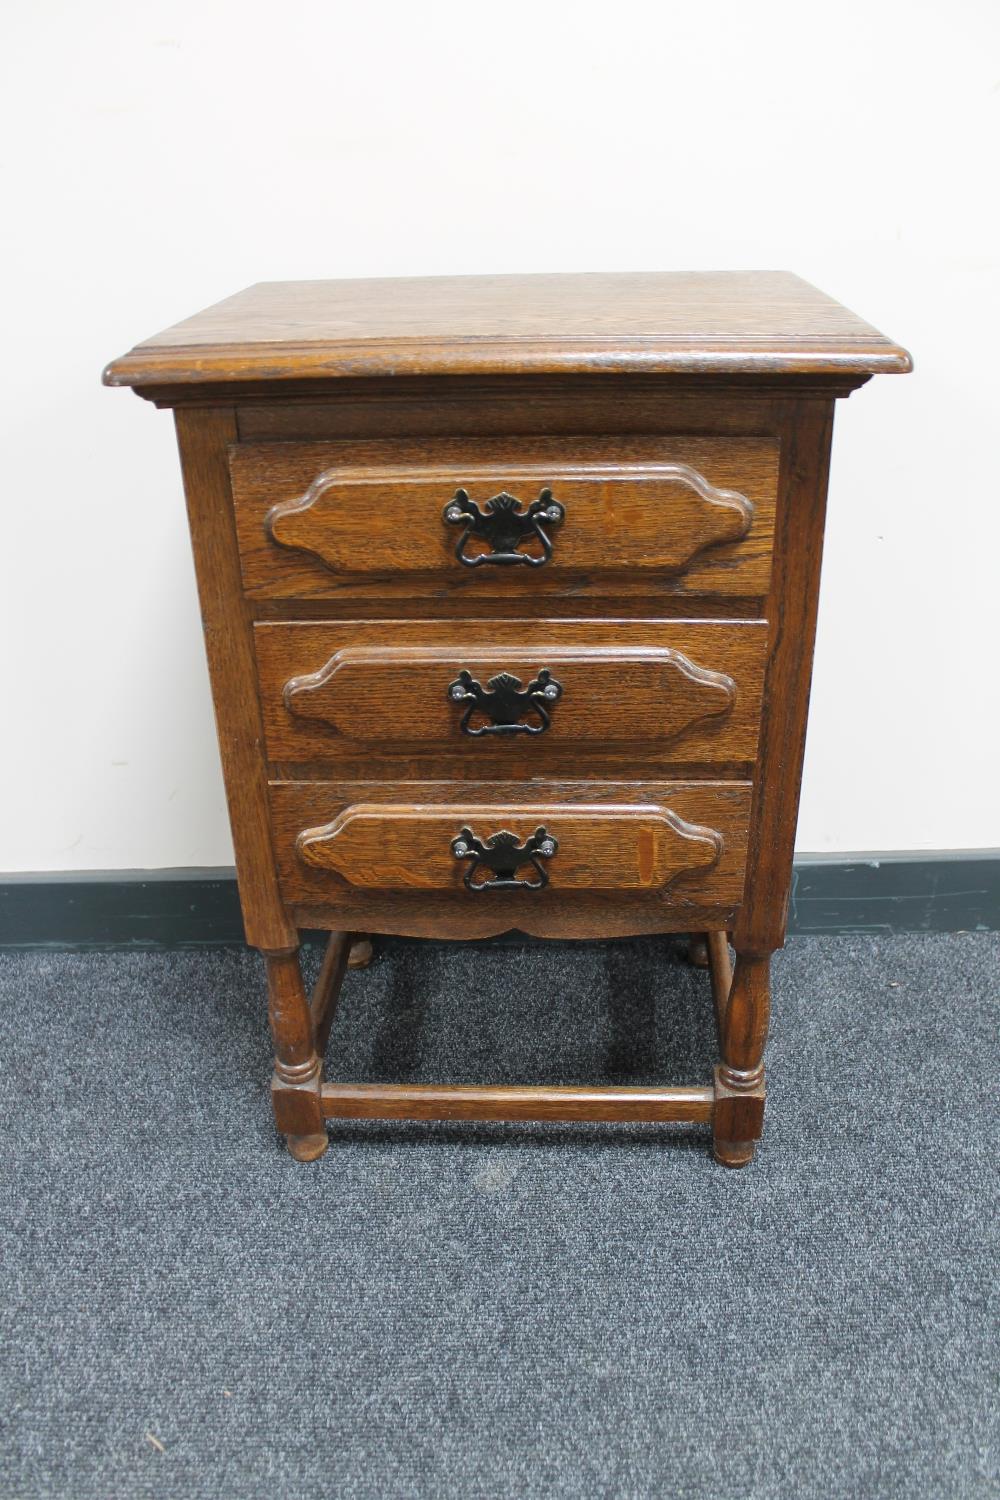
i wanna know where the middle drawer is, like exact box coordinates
[255,619,768,766]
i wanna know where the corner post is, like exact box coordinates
[265,948,327,1161]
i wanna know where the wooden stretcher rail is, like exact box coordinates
[320,1082,715,1124]
[706,929,734,1040]
[309,929,351,1055]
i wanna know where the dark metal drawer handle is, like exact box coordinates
[447,668,562,736]
[443,487,564,567]
[451,826,557,891]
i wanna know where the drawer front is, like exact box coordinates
[255,619,768,765]
[230,436,778,599]
[271,781,751,909]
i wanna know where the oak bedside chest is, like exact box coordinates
[104,272,910,1166]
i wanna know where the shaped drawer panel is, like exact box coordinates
[270,780,751,907]
[230,435,778,600]
[255,619,768,765]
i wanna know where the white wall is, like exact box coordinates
[2,0,998,871]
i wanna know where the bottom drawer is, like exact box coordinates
[270,782,751,934]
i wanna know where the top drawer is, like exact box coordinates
[229,435,778,601]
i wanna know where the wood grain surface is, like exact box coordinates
[103,271,912,386]
[229,435,778,600]
[319,1082,715,1125]
[269,779,751,932]
[733,400,835,956]
[233,381,851,444]
[296,801,722,893]
[254,618,768,764]
[172,408,296,951]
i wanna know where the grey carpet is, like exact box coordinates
[0,934,997,1499]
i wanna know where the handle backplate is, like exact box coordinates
[447,668,562,736]
[443,487,564,567]
[451,826,557,890]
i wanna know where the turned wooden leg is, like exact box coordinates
[264,947,327,1162]
[713,952,770,1168]
[686,932,710,968]
[347,934,374,969]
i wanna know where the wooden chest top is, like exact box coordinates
[103,270,911,388]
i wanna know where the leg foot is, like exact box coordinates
[712,954,771,1169]
[348,935,374,970]
[265,947,325,1144]
[286,1130,329,1163]
[713,1137,758,1169]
